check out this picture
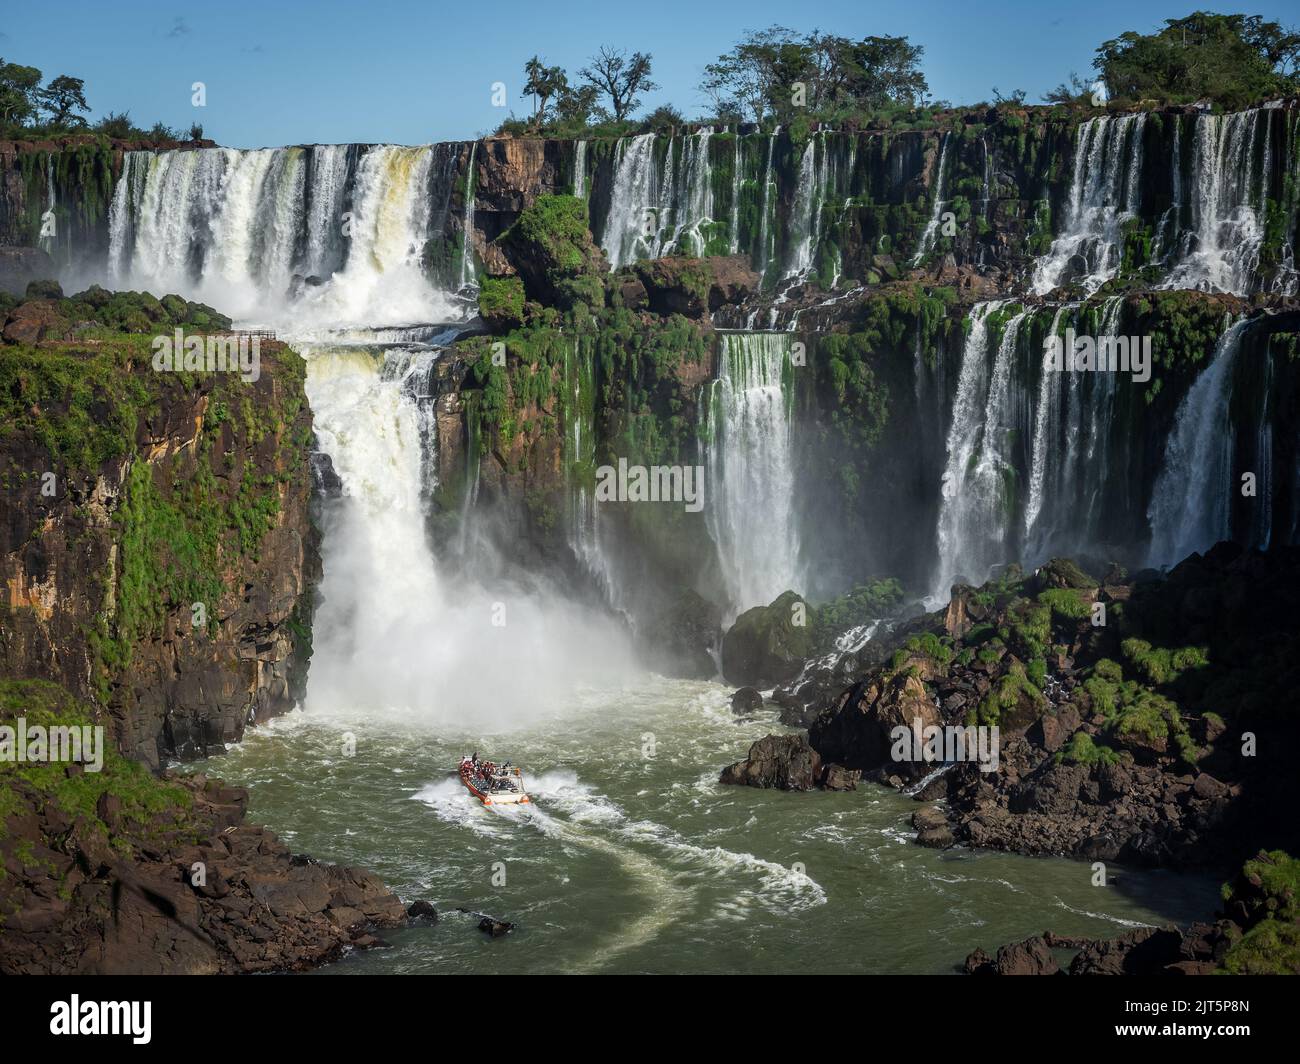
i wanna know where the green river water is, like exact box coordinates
[185,676,1218,975]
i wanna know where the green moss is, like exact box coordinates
[1055,731,1121,766]
[1121,637,1209,686]
[0,680,192,846]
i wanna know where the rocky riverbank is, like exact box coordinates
[721,544,1300,871]
[965,849,1300,975]
[0,680,419,974]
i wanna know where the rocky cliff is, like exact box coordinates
[0,287,317,766]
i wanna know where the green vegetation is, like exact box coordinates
[1218,850,1300,974]
[1,56,201,140]
[1095,13,1300,109]
[0,680,191,847]
[812,579,905,652]
[500,195,605,309]
[1056,730,1121,766]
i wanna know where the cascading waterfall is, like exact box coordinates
[1022,297,1123,561]
[573,140,587,198]
[1159,107,1294,296]
[599,129,718,269]
[911,132,951,264]
[107,142,470,328]
[564,341,626,618]
[1032,113,1146,295]
[458,141,478,289]
[304,340,636,724]
[1147,319,1248,567]
[701,332,801,617]
[933,302,1030,597]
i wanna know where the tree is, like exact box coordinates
[702,26,810,123]
[522,56,568,127]
[579,47,658,121]
[0,59,43,127]
[552,83,604,126]
[38,74,89,126]
[700,27,929,123]
[1095,12,1300,106]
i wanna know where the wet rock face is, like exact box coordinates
[629,256,760,318]
[808,672,942,781]
[0,772,406,975]
[0,340,319,767]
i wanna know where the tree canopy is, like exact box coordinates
[1095,11,1300,107]
[701,27,930,124]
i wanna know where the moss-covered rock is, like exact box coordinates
[720,590,815,687]
[498,194,606,310]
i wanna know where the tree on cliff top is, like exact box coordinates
[522,56,568,128]
[701,28,930,124]
[580,47,658,121]
[1095,11,1300,107]
[0,59,43,127]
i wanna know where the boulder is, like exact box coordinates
[730,687,765,715]
[720,590,814,687]
[3,298,69,344]
[720,733,823,791]
[808,671,942,779]
[821,763,861,791]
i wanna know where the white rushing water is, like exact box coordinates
[108,144,472,331]
[1159,108,1291,296]
[1146,319,1248,567]
[1032,114,1146,295]
[911,132,952,265]
[933,301,1032,597]
[600,130,717,269]
[302,341,637,726]
[702,332,801,618]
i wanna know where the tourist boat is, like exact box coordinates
[458,756,530,806]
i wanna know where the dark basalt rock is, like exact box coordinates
[407,900,439,925]
[720,733,823,791]
[0,771,407,975]
[730,687,765,715]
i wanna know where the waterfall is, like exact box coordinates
[701,332,801,617]
[756,129,779,279]
[1022,297,1123,560]
[303,338,636,724]
[1251,348,1274,550]
[599,130,717,269]
[572,140,587,198]
[728,134,742,254]
[933,302,1029,596]
[1147,319,1248,567]
[38,157,56,256]
[458,141,478,290]
[911,132,951,264]
[106,143,469,329]
[1032,114,1145,295]
[1159,108,1292,296]
[302,144,352,279]
[600,134,657,269]
[564,340,625,617]
[785,139,819,279]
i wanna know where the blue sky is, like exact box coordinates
[2,1,1295,147]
